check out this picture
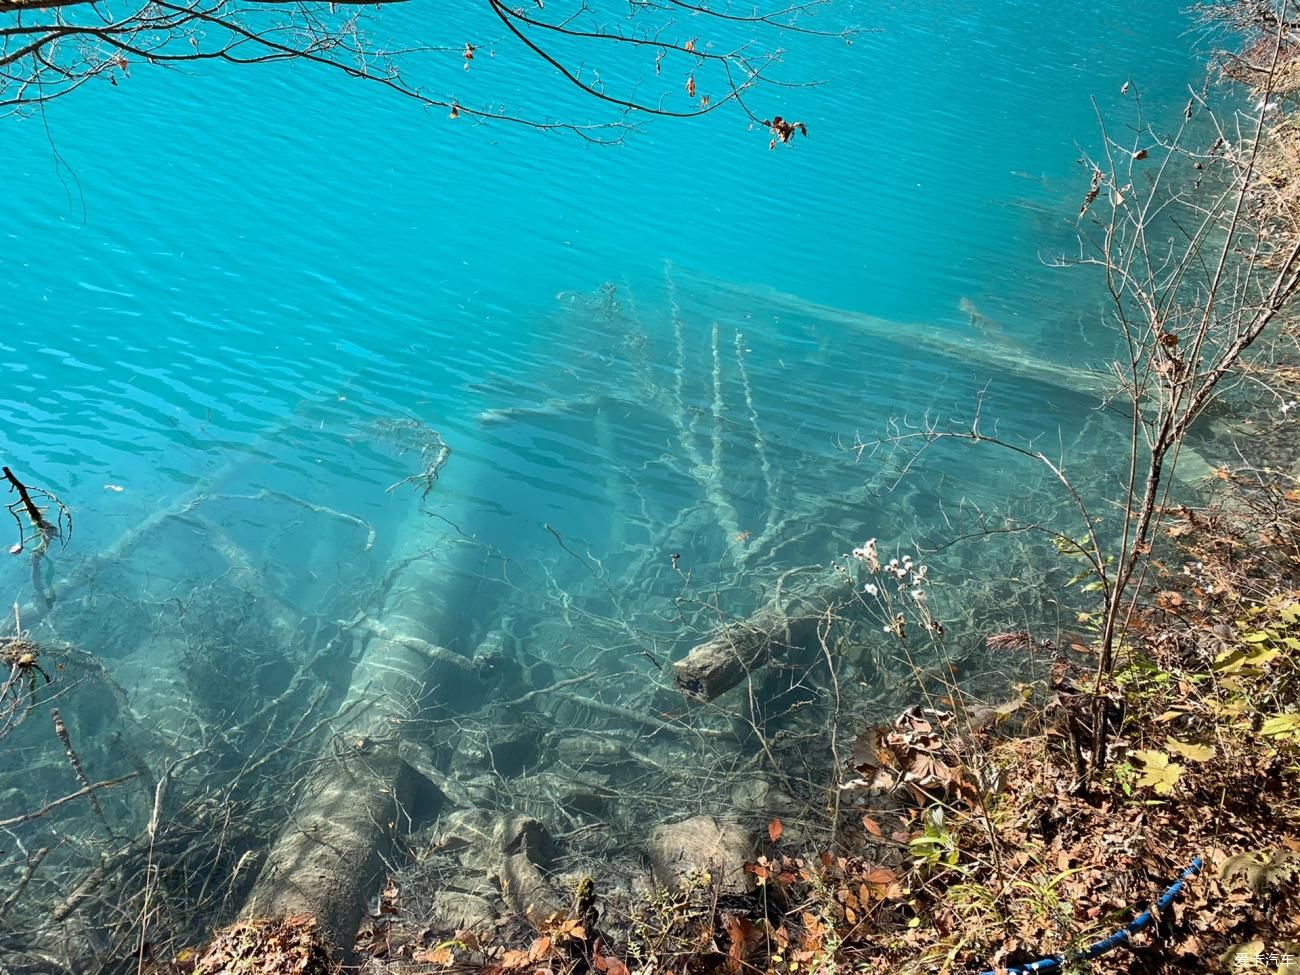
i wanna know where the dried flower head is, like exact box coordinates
[851,538,880,572]
[985,631,1038,653]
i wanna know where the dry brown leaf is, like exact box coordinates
[528,936,552,962]
[500,948,531,970]
[412,946,455,965]
[864,867,897,886]
[721,913,757,974]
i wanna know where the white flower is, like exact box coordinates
[864,583,879,596]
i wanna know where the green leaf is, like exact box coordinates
[1242,630,1274,644]
[1131,750,1183,795]
[1065,568,1093,587]
[1214,647,1245,671]
[1165,737,1214,762]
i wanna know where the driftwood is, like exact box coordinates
[673,569,847,703]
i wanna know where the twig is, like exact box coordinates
[3,466,71,610]
[0,845,49,923]
[2,466,70,553]
[502,673,598,707]
[551,689,726,739]
[381,423,451,500]
[734,328,775,553]
[51,708,108,830]
[346,614,477,672]
[214,490,377,551]
[0,773,137,830]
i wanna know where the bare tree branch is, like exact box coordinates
[2,0,848,134]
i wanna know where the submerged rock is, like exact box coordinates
[493,814,556,867]
[427,890,498,932]
[490,815,562,921]
[497,851,564,921]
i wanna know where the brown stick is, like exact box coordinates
[2,466,48,540]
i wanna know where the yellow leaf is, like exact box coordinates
[1261,713,1300,738]
[1165,738,1215,762]
[1131,750,1183,795]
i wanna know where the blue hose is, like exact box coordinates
[975,857,1203,975]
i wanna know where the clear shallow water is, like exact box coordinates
[0,0,1210,957]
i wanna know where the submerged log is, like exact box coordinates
[681,270,1219,489]
[682,271,1115,401]
[646,816,755,895]
[236,550,457,956]
[673,569,847,703]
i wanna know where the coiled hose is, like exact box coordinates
[976,857,1203,975]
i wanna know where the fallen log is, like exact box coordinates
[672,568,848,703]
[679,270,1220,490]
[233,545,458,957]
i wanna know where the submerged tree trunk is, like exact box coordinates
[235,546,469,957]
[673,569,847,702]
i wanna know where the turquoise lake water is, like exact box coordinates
[5,1,1204,567]
[0,0,1215,959]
